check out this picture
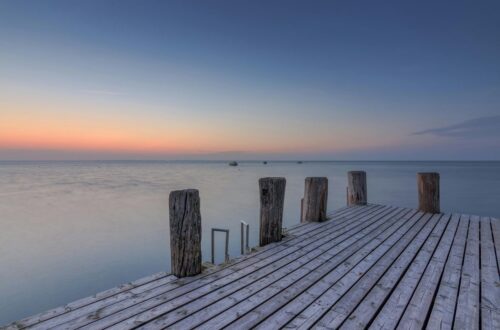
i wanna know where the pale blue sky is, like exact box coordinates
[1,0,499,160]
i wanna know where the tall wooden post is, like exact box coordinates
[417,172,440,213]
[259,177,286,246]
[302,177,328,222]
[169,189,202,277]
[347,171,367,206]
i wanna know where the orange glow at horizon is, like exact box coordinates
[1,98,392,156]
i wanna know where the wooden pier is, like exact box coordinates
[3,174,500,329]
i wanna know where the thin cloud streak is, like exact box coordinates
[413,116,500,138]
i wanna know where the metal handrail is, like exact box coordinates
[240,221,250,254]
[211,228,229,264]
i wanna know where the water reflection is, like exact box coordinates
[1,161,499,324]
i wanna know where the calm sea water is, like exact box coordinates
[1,160,499,324]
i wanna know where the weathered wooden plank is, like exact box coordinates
[210,205,369,272]
[454,215,481,330]
[426,215,469,330]
[287,205,349,235]
[236,205,378,267]
[491,217,500,273]
[144,208,415,329]
[252,211,431,330]
[251,204,379,263]
[52,206,396,329]
[287,205,372,237]
[18,276,178,330]
[235,204,382,266]
[194,208,413,330]
[6,205,492,330]
[103,207,407,329]
[312,214,451,329]
[4,271,173,329]
[479,217,500,330]
[224,205,381,274]
[396,213,460,329]
[38,202,360,325]
[247,204,382,269]
[275,205,380,247]
[369,212,455,329]
[336,214,456,329]
[27,206,382,330]
[9,206,375,330]
[285,206,358,237]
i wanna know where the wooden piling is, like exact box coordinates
[302,177,328,222]
[417,172,440,213]
[259,177,286,246]
[169,189,202,277]
[347,171,367,206]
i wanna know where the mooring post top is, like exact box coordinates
[169,189,200,202]
[417,172,440,177]
[305,176,328,181]
[169,188,199,195]
[259,177,286,182]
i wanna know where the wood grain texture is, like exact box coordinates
[258,210,427,330]
[301,177,328,222]
[491,217,500,268]
[370,211,451,329]
[479,217,500,330]
[140,208,411,329]
[48,207,380,329]
[259,177,286,246]
[455,215,481,330]
[169,189,202,277]
[417,172,440,213]
[106,207,399,330]
[337,213,440,329]
[317,214,450,329]
[347,171,367,206]
[6,205,494,330]
[1,272,175,330]
[202,208,412,330]
[426,214,469,330]
[397,213,459,329]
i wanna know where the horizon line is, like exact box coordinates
[1,159,499,163]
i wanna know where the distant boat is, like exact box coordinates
[263,161,268,164]
[228,161,238,166]
[297,161,303,164]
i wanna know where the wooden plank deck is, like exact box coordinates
[3,205,499,330]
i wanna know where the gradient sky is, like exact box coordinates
[1,0,499,160]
